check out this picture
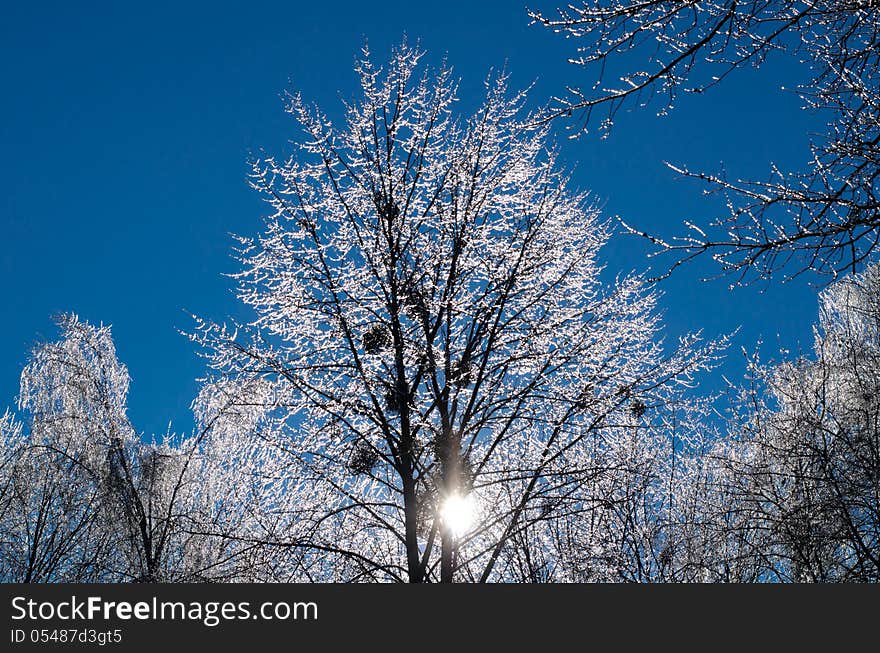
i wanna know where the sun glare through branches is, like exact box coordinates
[440,493,477,540]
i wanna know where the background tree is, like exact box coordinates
[661,264,880,582]
[0,314,237,582]
[727,263,880,580]
[505,394,723,582]
[192,41,724,583]
[187,376,311,581]
[532,2,880,283]
[0,315,132,581]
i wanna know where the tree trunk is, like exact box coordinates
[403,475,423,583]
[440,528,454,583]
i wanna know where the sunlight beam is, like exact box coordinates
[439,493,476,539]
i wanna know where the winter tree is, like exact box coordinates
[0,315,134,581]
[651,264,880,582]
[192,41,725,583]
[0,314,238,582]
[711,263,880,581]
[532,2,880,283]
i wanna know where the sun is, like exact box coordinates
[439,493,476,539]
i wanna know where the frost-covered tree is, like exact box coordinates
[533,2,880,283]
[502,395,724,583]
[192,42,724,583]
[672,265,880,582]
[0,315,228,582]
[723,264,880,580]
[0,315,132,581]
[187,377,310,581]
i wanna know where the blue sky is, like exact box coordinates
[1,1,825,438]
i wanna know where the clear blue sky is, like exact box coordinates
[1,1,825,438]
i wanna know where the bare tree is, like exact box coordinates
[674,264,880,581]
[0,315,240,582]
[191,41,724,583]
[0,406,112,582]
[533,2,880,283]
